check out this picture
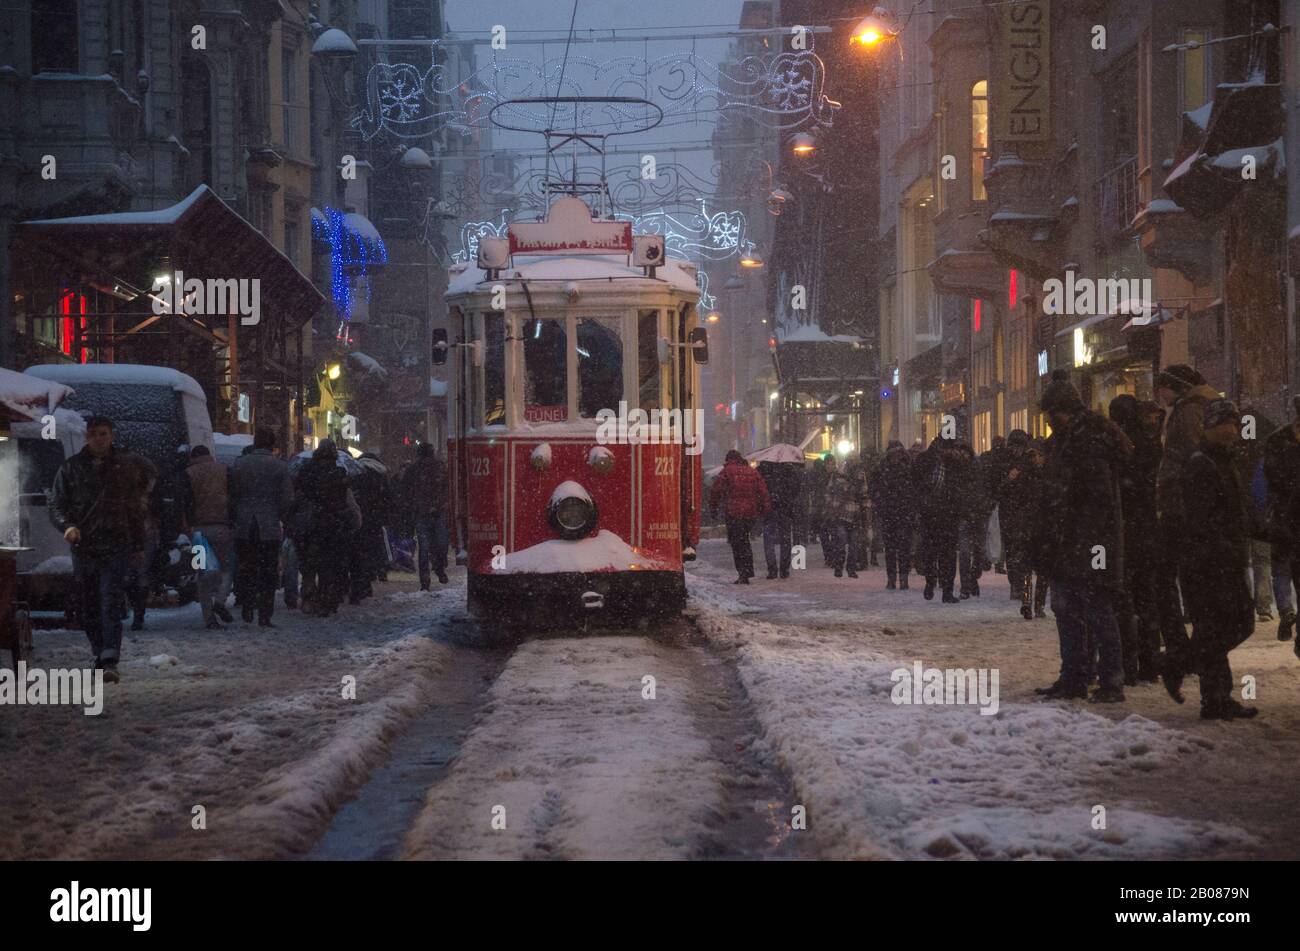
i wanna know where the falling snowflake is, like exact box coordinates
[380,78,424,122]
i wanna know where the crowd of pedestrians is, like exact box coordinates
[706,362,1300,720]
[49,421,452,681]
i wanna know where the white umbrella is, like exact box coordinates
[746,443,805,464]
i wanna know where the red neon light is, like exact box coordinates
[973,298,982,333]
[1009,269,1018,309]
[61,291,88,361]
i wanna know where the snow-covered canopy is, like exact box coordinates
[0,367,74,420]
[777,322,866,345]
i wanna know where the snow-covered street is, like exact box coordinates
[3,538,1299,860]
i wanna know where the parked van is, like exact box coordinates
[17,365,215,612]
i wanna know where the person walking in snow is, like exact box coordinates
[403,442,451,589]
[182,445,235,629]
[757,458,802,579]
[709,450,771,584]
[823,455,866,578]
[1177,400,1260,718]
[1154,363,1219,693]
[1264,396,1300,642]
[295,439,360,616]
[231,428,294,626]
[869,440,915,590]
[1109,397,1163,681]
[914,436,967,602]
[49,415,150,682]
[1030,370,1129,703]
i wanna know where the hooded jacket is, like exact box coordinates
[709,459,771,520]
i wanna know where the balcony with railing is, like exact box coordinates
[1093,156,1138,245]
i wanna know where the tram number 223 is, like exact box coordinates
[471,457,491,476]
[654,456,675,477]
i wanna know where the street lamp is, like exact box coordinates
[706,311,722,323]
[311,27,359,59]
[723,274,745,290]
[850,8,904,47]
[739,249,764,269]
[400,146,434,170]
[790,132,817,156]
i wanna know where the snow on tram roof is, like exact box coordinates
[446,253,700,297]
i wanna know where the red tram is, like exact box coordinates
[444,196,708,623]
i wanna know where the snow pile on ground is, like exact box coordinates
[687,567,1256,860]
[0,582,464,859]
[402,636,724,860]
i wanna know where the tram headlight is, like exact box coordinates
[548,480,599,540]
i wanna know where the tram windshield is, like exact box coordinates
[576,318,623,419]
[523,318,568,422]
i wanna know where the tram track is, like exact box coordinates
[305,610,811,860]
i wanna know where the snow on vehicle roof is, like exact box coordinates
[25,363,207,401]
[0,367,75,420]
[446,253,699,297]
[495,529,668,574]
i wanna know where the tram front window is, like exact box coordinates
[524,318,568,422]
[577,317,623,419]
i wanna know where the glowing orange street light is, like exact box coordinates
[850,14,900,48]
[790,132,817,155]
[706,311,722,323]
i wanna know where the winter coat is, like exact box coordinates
[230,448,294,543]
[804,464,831,524]
[1264,423,1300,533]
[350,464,394,530]
[823,468,864,525]
[1115,423,1161,571]
[49,447,151,558]
[1182,441,1254,647]
[757,461,804,519]
[404,454,449,518]
[295,455,356,542]
[709,460,771,520]
[1157,382,1219,516]
[184,455,233,528]
[913,441,968,527]
[958,450,991,525]
[1029,410,1129,590]
[868,448,915,528]
[995,450,1043,552]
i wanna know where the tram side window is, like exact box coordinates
[524,318,568,422]
[483,314,506,426]
[577,317,623,419]
[637,310,661,411]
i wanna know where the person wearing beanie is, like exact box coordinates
[996,428,1046,620]
[182,443,235,629]
[1175,400,1259,719]
[1153,364,1220,681]
[914,435,969,602]
[1029,370,1129,702]
[1263,395,1300,644]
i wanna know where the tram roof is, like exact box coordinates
[446,253,701,299]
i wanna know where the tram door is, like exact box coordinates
[676,303,700,551]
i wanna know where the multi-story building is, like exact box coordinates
[1,0,323,448]
[875,0,1293,449]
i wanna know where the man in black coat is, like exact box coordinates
[1109,396,1163,683]
[1178,399,1258,719]
[869,440,914,590]
[913,436,967,603]
[758,460,803,579]
[49,416,149,681]
[996,429,1043,619]
[1030,372,1128,702]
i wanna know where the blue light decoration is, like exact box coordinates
[311,207,389,336]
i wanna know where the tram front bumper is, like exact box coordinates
[468,569,686,624]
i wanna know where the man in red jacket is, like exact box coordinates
[709,450,772,584]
